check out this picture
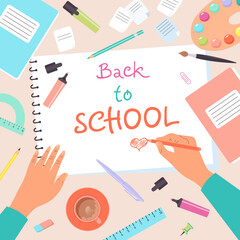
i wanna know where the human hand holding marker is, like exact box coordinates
[10,145,68,217]
[155,134,213,187]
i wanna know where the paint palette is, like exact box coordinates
[191,0,240,51]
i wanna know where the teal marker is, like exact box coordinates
[88,30,144,59]
[104,208,166,240]
[63,1,100,33]
[237,0,240,6]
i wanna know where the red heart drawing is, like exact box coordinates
[130,138,149,151]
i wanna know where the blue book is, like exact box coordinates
[0,0,58,79]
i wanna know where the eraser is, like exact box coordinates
[34,219,54,232]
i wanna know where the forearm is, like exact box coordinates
[0,207,28,240]
[201,174,240,239]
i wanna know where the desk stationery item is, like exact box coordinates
[66,188,109,231]
[180,72,191,84]
[54,27,75,52]
[0,94,25,135]
[29,45,217,175]
[191,0,240,51]
[125,0,149,25]
[172,198,210,217]
[0,148,20,181]
[155,18,180,44]
[179,51,236,63]
[34,219,54,232]
[43,73,69,108]
[186,68,240,163]
[130,138,202,151]
[97,160,144,202]
[152,177,168,191]
[63,1,100,33]
[181,223,193,236]
[0,0,58,79]
[104,207,166,240]
[88,30,144,58]
[109,7,132,33]
[45,62,62,74]
[157,0,183,16]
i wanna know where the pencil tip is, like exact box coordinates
[18,148,21,151]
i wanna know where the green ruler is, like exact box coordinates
[104,207,166,240]
[0,93,25,135]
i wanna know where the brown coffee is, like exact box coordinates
[76,197,100,221]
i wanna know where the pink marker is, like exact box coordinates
[172,198,210,217]
[43,73,69,108]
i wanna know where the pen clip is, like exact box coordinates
[125,189,140,201]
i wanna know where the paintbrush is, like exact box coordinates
[179,51,236,63]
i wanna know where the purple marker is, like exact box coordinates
[172,198,210,217]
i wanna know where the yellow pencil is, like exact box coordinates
[0,148,21,180]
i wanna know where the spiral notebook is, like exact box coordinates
[29,45,218,175]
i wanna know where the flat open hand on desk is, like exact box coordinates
[10,145,68,217]
[155,134,213,187]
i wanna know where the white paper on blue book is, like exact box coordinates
[31,45,218,175]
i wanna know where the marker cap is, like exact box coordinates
[63,1,79,15]
[152,177,168,191]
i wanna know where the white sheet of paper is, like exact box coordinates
[125,0,149,25]
[109,7,132,33]
[206,90,240,129]
[0,5,39,43]
[157,0,183,16]
[54,26,75,52]
[32,45,216,175]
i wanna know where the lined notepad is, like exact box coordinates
[206,90,240,129]
[0,5,39,43]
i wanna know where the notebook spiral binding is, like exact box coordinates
[29,60,43,154]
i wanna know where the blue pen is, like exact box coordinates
[96,159,144,202]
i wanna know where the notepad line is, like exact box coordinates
[116,14,130,23]
[4,15,32,33]
[160,22,171,33]
[212,98,239,117]
[208,92,236,112]
[9,7,37,26]
[132,4,142,13]
[57,32,71,38]
[2,18,30,36]
[216,105,240,122]
[118,11,131,20]
[0,21,28,39]
[58,35,72,41]
[164,26,175,36]
[6,11,34,29]
[156,19,168,30]
[161,3,174,10]
[163,0,176,8]
[218,109,240,125]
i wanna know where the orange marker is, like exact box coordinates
[150,139,201,151]
[43,73,68,108]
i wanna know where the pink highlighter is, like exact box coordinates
[43,73,69,108]
[172,198,210,217]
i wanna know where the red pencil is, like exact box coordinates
[149,139,201,151]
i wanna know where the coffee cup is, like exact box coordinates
[74,196,102,224]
